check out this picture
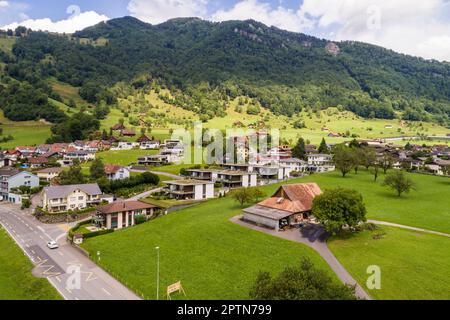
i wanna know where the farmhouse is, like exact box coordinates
[42,183,102,213]
[104,165,131,181]
[93,201,159,230]
[36,167,63,181]
[243,183,322,231]
[164,180,214,200]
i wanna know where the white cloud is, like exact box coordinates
[298,0,450,61]
[211,0,311,32]
[1,10,108,33]
[0,1,9,8]
[127,0,208,24]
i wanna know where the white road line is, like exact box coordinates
[102,288,112,296]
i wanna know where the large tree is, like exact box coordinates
[312,188,367,234]
[381,152,394,174]
[382,171,416,197]
[90,158,106,180]
[318,138,329,154]
[231,187,265,207]
[333,145,357,177]
[58,160,86,185]
[250,258,357,300]
[292,137,306,160]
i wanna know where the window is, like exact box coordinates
[78,196,84,200]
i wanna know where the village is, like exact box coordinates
[0,123,449,239]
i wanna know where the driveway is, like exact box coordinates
[231,216,372,300]
[0,203,140,300]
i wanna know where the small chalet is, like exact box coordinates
[111,123,126,131]
[122,130,136,137]
[243,183,322,231]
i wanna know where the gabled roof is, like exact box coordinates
[136,135,151,143]
[257,183,322,214]
[0,167,20,177]
[104,164,126,174]
[37,167,63,174]
[97,201,157,214]
[28,156,49,164]
[44,184,102,199]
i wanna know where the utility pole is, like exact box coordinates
[155,246,160,300]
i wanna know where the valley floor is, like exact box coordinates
[81,171,450,300]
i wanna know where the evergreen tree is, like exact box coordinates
[292,138,306,160]
[318,138,329,154]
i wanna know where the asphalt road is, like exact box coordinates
[0,203,140,300]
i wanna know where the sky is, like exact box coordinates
[1,0,450,61]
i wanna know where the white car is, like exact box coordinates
[47,241,59,249]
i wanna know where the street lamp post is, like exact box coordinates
[155,246,160,300]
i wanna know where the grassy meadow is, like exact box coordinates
[329,226,450,300]
[0,227,61,300]
[82,171,449,300]
[82,178,339,300]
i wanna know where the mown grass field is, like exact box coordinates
[329,226,450,300]
[82,170,449,300]
[96,149,158,166]
[0,227,61,300]
[0,111,52,149]
[82,178,339,300]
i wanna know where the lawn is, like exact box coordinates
[0,111,52,149]
[96,149,158,166]
[299,170,450,234]
[0,226,61,300]
[82,179,338,300]
[328,226,450,300]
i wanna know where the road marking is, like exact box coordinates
[39,235,44,240]
[58,251,64,257]
[55,276,62,283]
[102,288,112,296]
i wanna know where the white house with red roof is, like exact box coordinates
[104,164,130,181]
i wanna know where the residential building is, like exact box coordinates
[0,168,39,201]
[36,167,63,181]
[279,158,308,172]
[217,170,258,189]
[138,154,180,166]
[42,184,102,213]
[27,156,49,169]
[93,201,159,230]
[243,183,322,231]
[307,154,335,172]
[112,142,139,151]
[0,154,16,168]
[255,165,292,181]
[185,169,219,181]
[104,165,131,181]
[63,150,96,162]
[164,180,214,200]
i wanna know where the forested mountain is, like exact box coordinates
[1,16,450,126]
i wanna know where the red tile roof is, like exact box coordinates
[257,183,322,214]
[97,201,157,214]
[104,164,124,174]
